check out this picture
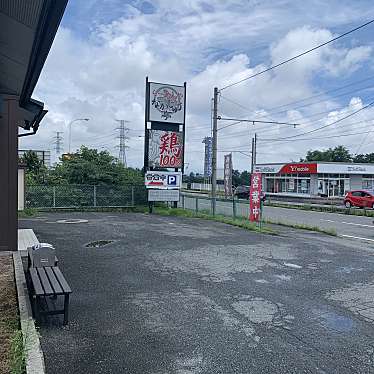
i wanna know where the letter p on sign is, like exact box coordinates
[168,175,177,186]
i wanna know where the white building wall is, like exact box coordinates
[310,174,319,196]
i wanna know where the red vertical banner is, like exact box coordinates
[249,173,262,222]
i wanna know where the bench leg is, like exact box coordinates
[63,294,70,325]
[33,296,39,322]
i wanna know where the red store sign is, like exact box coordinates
[249,172,262,222]
[279,163,317,174]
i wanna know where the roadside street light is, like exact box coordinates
[68,118,89,153]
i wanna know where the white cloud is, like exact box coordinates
[21,1,374,171]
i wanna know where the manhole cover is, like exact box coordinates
[85,240,114,248]
[56,219,88,224]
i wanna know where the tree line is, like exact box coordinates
[21,145,374,187]
[21,146,144,186]
[300,145,374,163]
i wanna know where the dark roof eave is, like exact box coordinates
[19,0,68,108]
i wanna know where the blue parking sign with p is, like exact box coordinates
[168,175,177,186]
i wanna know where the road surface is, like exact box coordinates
[19,212,374,373]
[181,195,374,244]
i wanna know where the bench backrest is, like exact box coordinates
[28,247,56,268]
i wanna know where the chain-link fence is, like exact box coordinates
[26,184,147,209]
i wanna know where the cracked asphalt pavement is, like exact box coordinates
[19,212,374,373]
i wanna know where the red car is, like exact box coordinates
[344,190,374,209]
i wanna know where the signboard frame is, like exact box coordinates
[144,77,186,174]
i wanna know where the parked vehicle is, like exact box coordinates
[234,185,266,202]
[234,185,250,199]
[344,190,374,209]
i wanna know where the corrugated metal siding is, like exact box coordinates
[0,0,43,29]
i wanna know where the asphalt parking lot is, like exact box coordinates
[20,212,374,374]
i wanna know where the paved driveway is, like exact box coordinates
[20,212,374,373]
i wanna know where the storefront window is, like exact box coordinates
[265,174,311,194]
[317,174,350,197]
[363,177,374,191]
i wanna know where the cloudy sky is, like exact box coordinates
[20,0,374,173]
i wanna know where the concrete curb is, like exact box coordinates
[13,252,46,374]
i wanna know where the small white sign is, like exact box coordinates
[148,189,180,202]
[145,171,182,189]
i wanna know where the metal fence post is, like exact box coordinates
[53,186,56,208]
[195,197,198,213]
[233,198,236,218]
[93,185,97,207]
[131,186,135,207]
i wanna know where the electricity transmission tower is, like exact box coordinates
[53,132,63,157]
[115,120,130,167]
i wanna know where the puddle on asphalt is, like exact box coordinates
[85,240,114,248]
[316,310,355,333]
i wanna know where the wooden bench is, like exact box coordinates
[29,266,72,325]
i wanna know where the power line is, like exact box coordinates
[220,75,374,116]
[262,128,374,143]
[220,19,374,91]
[260,99,374,141]
[219,93,369,136]
[203,116,374,151]
[214,117,374,141]
[217,117,301,131]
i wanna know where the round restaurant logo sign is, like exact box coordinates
[151,86,183,120]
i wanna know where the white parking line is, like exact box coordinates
[321,219,374,228]
[341,234,374,243]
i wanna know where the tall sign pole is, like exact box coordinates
[144,76,149,173]
[211,87,218,215]
[144,78,186,212]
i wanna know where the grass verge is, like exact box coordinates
[152,207,276,235]
[151,206,337,237]
[0,256,26,374]
[266,201,374,217]
[18,208,38,218]
[264,218,337,236]
[10,330,25,374]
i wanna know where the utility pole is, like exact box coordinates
[54,132,63,158]
[211,87,218,215]
[250,132,257,174]
[115,120,130,167]
[254,132,257,170]
[251,137,254,174]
